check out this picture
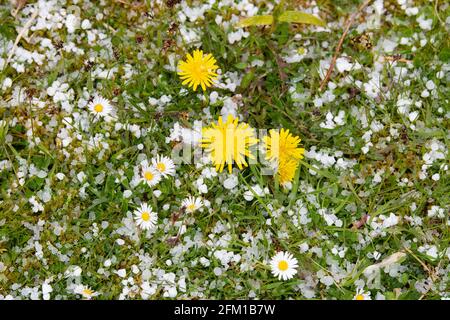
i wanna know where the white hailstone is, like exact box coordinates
[77,172,87,183]
[313,97,323,107]
[397,96,413,114]
[417,15,432,31]
[179,26,200,44]
[425,80,435,90]
[123,190,132,198]
[213,267,222,276]
[381,39,397,53]
[116,269,126,278]
[382,213,399,228]
[220,97,238,119]
[104,259,111,267]
[29,196,44,212]
[299,243,309,253]
[336,57,354,73]
[227,29,249,44]
[81,19,92,30]
[408,111,419,122]
[65,14,80,33]
[405,7,418,16]
[320,275,334,286]
[166,287,177,298]
[196,178,208,193]
[425,246,438,259]
[199,257,210,267]
[65,265,82,278]
[284,49,307,64]
[209,91,219,104]
[373,0,384,15]
[431,173,440,181]
[38,189,52,203]
[243,184,264,201]
[427,206,445,218]
[2,77,12,90]
[223,175,238,190]
[55,173,65,180]
[421,89,430,98]
[153,190,162,198]
[42,282,52,300]
[373,251,382,260]
[116,239,125,245]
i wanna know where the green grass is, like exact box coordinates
[0,0,448,300]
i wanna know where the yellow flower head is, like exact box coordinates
[201,115,258,174]
[264,128,305,185]
[178,50,219,91]
[264,128,305,162]
[278,158,299,185]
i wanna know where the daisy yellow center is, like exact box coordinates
[141,211,150,221]
[82,288,94,296]
[144,171,154,181]
[187,204,196,211]
[156,162,166,172]
[355,294,365,300]
[278,260,289,271]
[94,104,104,113]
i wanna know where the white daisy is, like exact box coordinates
[181,196,203,213]
[74,284,99,300]
[151,155,176,177]
[353,288,371,300]
[134,202,158,231]
[269,251,298,281]
[88,95,113,118]
[141,163,161,187]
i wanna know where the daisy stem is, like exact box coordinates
[151,191,158,209]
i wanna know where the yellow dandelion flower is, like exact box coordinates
[278,158,300,185]
[201,115,259,174]
[178,50,219,91]
[264,128,305,185]
[264,128,305,162]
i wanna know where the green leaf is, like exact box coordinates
[234,62,247,69]
[438,46,450,63]
[236,15,274,27]
[240,71,255,89]
[278,11,326,27]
